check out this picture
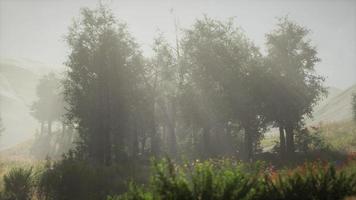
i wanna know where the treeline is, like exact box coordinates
[30,73,75,158]
[31,5,326,164]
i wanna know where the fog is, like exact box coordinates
[0,0,355,152]
[1,0,356,87]
[1,2,356,199]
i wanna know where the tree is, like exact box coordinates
[31,73,62,135]
[30,73,66,159]
[181,17,266,160]
[146,35,179,156]
[353,93,356,122]
[64,5,144,165]
[264,17,327,157]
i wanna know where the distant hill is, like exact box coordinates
[0,58,64,150]
[0,139,34,161]
[310,84,356,124]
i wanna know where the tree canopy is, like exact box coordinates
[58,6,327,164]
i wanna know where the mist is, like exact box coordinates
[0,1,356,199]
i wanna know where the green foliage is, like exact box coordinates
[64,4,149,164]
[1,167,34,200]
[180,16,267,159]
[58,4,328,163]
[294,127,330,153]
[31,73,63,131]
[263,16,327,155]
[111,159,356,200]
[257,162,356,200]
[108,183,153,200]
[37,153,146,200]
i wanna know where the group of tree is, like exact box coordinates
[31,73,75,159]
[31,5,326,165]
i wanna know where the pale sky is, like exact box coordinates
[1,0,355,89]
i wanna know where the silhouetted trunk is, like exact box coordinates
[244,127,253,162]
[150,122,160,156]
[132,126,139,158]
[285,125,294,156]
[40,121,44,135]
[62,122,66,134]
[279,126,286,158]
[48,121,52,135]
[168,124,177,156]
[202,126,210,158]
[167,98,177,157]
[102,123,111,165]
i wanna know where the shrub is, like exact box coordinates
[2,167,34,200]
[111,159,356,200]
[111,158,264,200]
[37,153,149,200]
[294,127,331,153]
[257,162,356,200]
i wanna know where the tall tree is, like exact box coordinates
[64,5,144,165]
[31,73,62,135]
[264,17,326,157]
[181,17,266,160]
[147,35,179,156]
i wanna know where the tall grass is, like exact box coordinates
[111,158,356,200]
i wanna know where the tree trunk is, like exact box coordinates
[279,126,286,158]
[40,121,44,135]
[103,129,111,166]
[202,126,210,158]
[168,124,177,157]
[132,125,139,158]
[62,122,66,134]
[167,98,177,157]
[150,122,160,156]
[244,127,253,162]
[48,121,52,135]
[285,126,295,156]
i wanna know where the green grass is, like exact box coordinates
[319,121,356,152]
[110,158,356,200]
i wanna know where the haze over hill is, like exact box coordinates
[0,58,64,150]
[310,84,356,125]
[0,0,355,151]
[0,57,354,151]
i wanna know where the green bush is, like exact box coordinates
[257,162,356,200]
[111,159,356,200]
[111,159,264,200]
[37,153,149,200]
[2,167,34,200]
[294,127,331,153]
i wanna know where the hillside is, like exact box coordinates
[0,58,63,150]
[310,84,356,124]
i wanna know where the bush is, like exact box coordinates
[111,158,265,200]
[111,159,356,200]
[37,153,149,200]
[2,167,34,200]
[294,127,330,153]
[257,162,356,200]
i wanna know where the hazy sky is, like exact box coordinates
[1,0,355,89]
